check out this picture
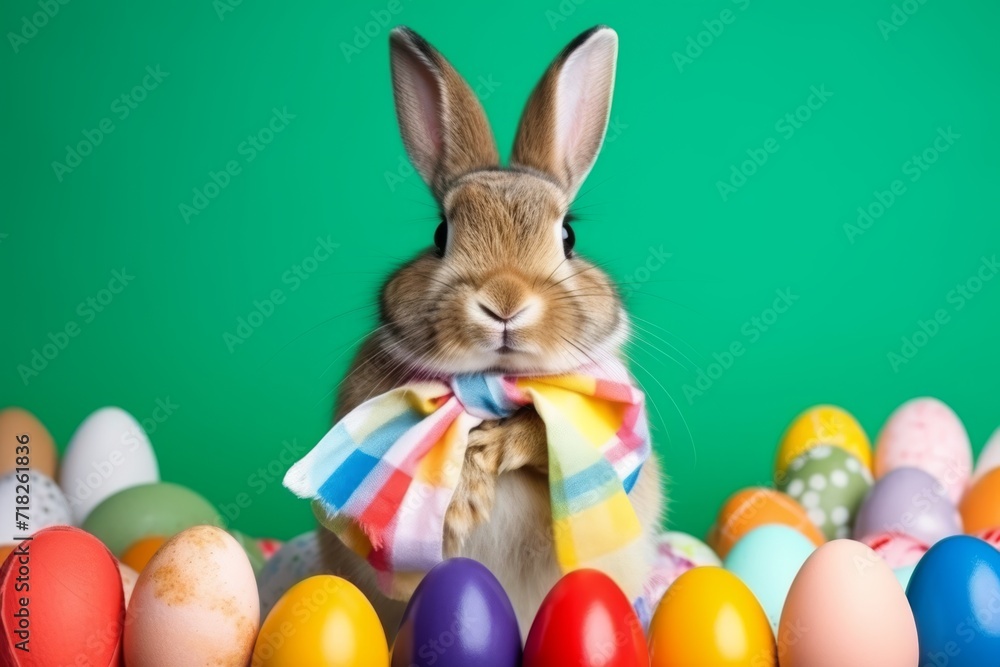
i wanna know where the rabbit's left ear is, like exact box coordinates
[511,26,618,200]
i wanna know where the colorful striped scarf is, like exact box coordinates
[283,361,650,594]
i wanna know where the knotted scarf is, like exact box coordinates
[283,361,650,594]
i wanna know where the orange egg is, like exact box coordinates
[959,467,1000,534]
[707,488,825,559]
[0,545,13,565]
[120,535,167,572]
[0,407,57,477]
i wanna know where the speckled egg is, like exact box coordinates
[123,525,259,666]
[777,445,873,540]
[257,531,324,619]
[0,469,72,537]
[875,397,972,503]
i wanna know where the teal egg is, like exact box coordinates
[777,445,873,540]
[894,563,917,590]
[81,482,223,555]
[724,523,817,634]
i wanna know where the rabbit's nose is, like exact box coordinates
[477,301,528,323]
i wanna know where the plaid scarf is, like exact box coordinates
[283,360,650,594]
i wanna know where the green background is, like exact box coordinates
[2,0,998,544]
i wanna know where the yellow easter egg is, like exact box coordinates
[649,566,776,666]
[252,575,388,667]
[775,405,871,478]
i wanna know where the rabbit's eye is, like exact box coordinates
[562,222,576,257]
[434,221,448,256]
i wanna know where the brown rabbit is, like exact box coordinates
[318,24,665,639]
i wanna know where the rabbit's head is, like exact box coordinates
[381,26,625,375]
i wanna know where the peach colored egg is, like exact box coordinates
[707,488,825,559]
[973,427,1000,483]
[875,398,971,503]
[779,540,918,667]
[124,525,259,666]
[0,407,57,478]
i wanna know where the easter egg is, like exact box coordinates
[0,469,71,537]
[257,530,324,619]
[119,561,139,605]
[973,427,1000,482]
[0,526,125,667]
[59,406,160,523]
[779,540,918,667]
[649,566,775,666]
[124,525,259,666]
[707,488,825,559]
[775,405,871,476]
[252,575,388,666]
[230,530,266,575]
[257,537,283,560]
[82,481,223,556]
[875,397,972,503]
[861,532,929,568]
[0,408,57,477]
[393,558,521,667]
[777,445,873,540]
[975,527,1000,550]
[959,467,1000,534]
[657,531,721,566]
[120,535,167,572]
[724,524,816,634]
[907,535,1000,666]
[853,467,962,545]
[893,564,916,590]
[524,569,648,667]
[0,545,13,564]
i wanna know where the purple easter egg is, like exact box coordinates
[392,558,522,667]
[853,466,963,545]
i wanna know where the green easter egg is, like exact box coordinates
[777,445,873,540]
[81,482,223,555]
[229,529,266,574]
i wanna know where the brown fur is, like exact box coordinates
[318,25,665,640]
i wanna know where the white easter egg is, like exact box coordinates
[59,407,160,523]
[973,427,1000,483]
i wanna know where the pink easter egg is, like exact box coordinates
[875,398,972,504]
[862,531,930,568]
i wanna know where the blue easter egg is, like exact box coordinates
[723,523,817,634]
[907,535,1000,666]
[392,558,522,667]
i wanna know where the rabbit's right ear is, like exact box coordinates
[389,27,500,198]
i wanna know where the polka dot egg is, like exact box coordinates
[777,445,872,540]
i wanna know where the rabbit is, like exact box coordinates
[317,24,665,640]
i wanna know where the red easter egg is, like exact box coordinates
[0,526,125,667]
[523,569,649,667]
